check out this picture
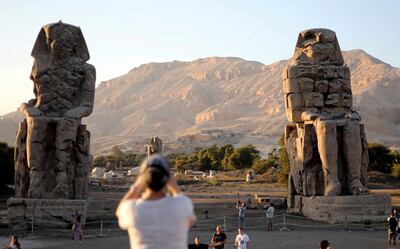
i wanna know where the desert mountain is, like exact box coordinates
[1,49,399,154]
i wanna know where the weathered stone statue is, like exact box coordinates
[283,29,369,197]
[14,21,95,199]
[146,137,162,157]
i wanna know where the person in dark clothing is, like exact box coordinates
[211,226,227,249]
[188,236,209,249]
[388,209,398,245]
[319,240,330,249]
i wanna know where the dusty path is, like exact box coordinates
[0,230,396,249]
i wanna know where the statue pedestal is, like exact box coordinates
[7,198,87,229]
[289,194,391,223]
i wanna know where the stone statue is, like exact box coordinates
[283,29,369,197]
[146,137,162,157]
[14,22,95,199]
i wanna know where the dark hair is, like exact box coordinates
[143,165,170,191]
[10,235,20,249]
[320,240,330,249]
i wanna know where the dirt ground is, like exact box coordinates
[1,172,400,248]
[0,230,398,249]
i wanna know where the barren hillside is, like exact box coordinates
[1,50,399,153]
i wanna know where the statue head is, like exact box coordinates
[31,21,90,73]
[291,28,343,66]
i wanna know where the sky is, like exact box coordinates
[0,0,399,115]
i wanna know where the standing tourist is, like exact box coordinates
[116,155,196,249]
[234,228,250,249]
[236,201,246,228]
[211,226,227,249]
[266,203,275,231]
[72,215,83,240]
[388,209,398,245]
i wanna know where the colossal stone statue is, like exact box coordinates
[14,22,95,199]
[146,137,162,157]
[283,29,369,197]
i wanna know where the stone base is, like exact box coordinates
[7,198,88,229]
[288,194,391,223]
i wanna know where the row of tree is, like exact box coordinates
[172,144,279,175]
[93,146,147,169]
[1,139,399,188]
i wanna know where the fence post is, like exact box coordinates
[344,215,348,229]
[283,214,287,230]
[31,205,34,235]
[223,216,227,230]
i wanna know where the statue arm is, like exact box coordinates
[19,99,42,117]
[65,64,96,119]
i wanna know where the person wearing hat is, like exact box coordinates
[319,240,330,249]
[116,154,196,249]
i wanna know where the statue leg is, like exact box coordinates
[343,120,368,195]
[53,118,79,198]
[26,117,48,198]
[315,119,341,196]
[74,126,91,199]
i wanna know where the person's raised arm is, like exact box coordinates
[166,174,182,196]
[116,175,144,217]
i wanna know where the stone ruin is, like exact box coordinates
[146,137,162,157]
[8,22,95,228]
[283,29,390,222]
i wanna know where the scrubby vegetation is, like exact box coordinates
[171,144,280,176]
[94,145,146,169]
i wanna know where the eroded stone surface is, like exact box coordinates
[14,22,95,199]
[284,29,368,198]
[146,137,162,157]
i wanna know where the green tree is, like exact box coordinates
[368,142,393,173]
[199,154,212,171]
[93,155,108,167]
[0,142,14,187]
[175,155,190,171]
[226,145,260,169]
[252,158,278,174]
[391,163,400,178]
[277,134,290,186]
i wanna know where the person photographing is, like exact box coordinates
[116,155,196,249]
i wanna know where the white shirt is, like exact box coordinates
[235,233,250,249]
[116,194,196,249]
[266,206,274,218]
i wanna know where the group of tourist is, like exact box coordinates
[188,226,249,249]
[236,200,275,231]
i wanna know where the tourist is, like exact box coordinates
[266,203,275,231]
[234,227,250,249]
[211,226,227,249]
[388,209,398,245]
[319,240,330,249]
[188,236,209,249]
[236,201,246,228]
[72,214,83,240]
[116,155,196,249]
[6,235,21,249]
[246,171,252,184]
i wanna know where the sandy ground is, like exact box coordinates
[0,230,398,249]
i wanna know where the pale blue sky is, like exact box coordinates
[0,0,399,115]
